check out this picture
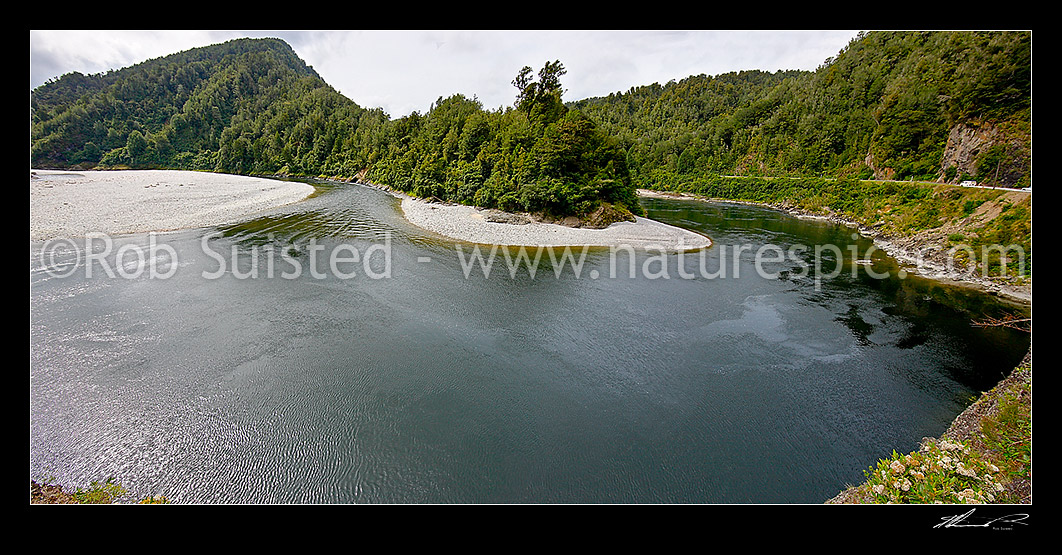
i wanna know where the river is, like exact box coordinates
[28,180,1031,503]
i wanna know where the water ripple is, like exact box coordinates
[29,186,1032,504]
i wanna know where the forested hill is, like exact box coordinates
[31,37,385,178]
[31,31,1031,221]
[572,31,1030,189]
[31,38,642,221]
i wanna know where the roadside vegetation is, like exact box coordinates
[30,30,1031,507]
[649,175,1031,283]
[32,32,1029,222]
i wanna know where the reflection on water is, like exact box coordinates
[29,181,1030,503]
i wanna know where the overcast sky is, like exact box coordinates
[30,30,860,119]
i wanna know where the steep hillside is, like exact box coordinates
[30,37,382,176]
[572,31,1031,189]
[30,31,1031,221]
[30,45,641,220]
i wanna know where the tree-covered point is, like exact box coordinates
[31,43,641,220]
[366,61,642,220]
[31,31,1031,221]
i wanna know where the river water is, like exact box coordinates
[29,181,1030,503]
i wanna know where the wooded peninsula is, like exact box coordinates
[29,31,1033,506]
[31,31,1031,281]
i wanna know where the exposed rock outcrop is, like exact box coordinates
[939,120,1031,187]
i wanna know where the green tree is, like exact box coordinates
[513,60,568,129]
[126,129,148,165]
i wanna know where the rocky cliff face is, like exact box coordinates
[939,120,1031,187]
[941,122,998,181]
[863,148,895,182]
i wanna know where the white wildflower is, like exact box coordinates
[940,439,964,451]
[956,463,977,478]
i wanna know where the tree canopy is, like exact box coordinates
[30,31,1032,221]
[572,31,1030,188]
[364,61,641,219]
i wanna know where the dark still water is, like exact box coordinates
[29,182,1030,504]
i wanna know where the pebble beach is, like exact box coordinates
[30,169,315,242]
[400,196,712,251]
[30,169,712,251]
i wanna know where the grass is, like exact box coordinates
[859,440,1011,504]
[648,175,1032,281]
[72,477,128,504]
[829,359,1031,504]
[30,476,170,504]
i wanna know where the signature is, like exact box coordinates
[934,508,1029,529]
